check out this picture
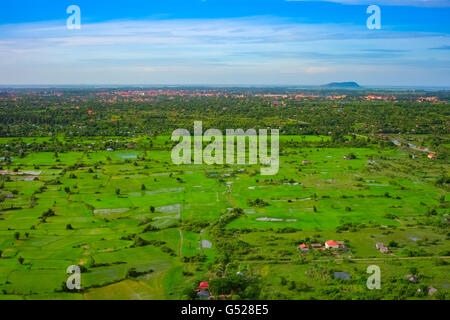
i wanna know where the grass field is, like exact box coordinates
[0,136,448,300]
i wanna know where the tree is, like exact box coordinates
[388,240,399,248]
[150,206,156,213]
[141,184,146,191]
[409,267,418,276]
[116,189,121,195]
[210,274,249,296]
[182,281,200,300]
[288,281,296,291]
[14,232,20,240]
[40,209,56,222]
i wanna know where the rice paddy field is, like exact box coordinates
[0,136,448,300]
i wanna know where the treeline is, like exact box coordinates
[0,92,448,138]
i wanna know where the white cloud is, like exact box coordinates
[0,17,448,85]
[305,66,335,74]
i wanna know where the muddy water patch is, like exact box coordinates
[129,188,185,197]
[157,204,181,214]
[256,217,284,222]
[201,240,212,249]
[94,208,129,214]
[256,217,297,222]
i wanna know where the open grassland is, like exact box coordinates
[0,136,448,300]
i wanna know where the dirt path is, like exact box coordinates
[355,134,435,154]
[178,202,183,257]
[408,146,435,154]
[226,183,238,208]
[313,256,450,262]
[354,134,369,139]
[389,137,435,154]
[178,229,183,257]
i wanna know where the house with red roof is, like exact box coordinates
[325,240,340,249]
[196,281,211,300]
[199,281,209,290]
[428,154,437,159]
[298,244,309,252]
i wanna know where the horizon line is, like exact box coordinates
[1,84,450,91]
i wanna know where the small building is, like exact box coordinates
[298,244,309,252]
[302,160,310,164]
[428,154,437,159]
[311,243,323,250]
[336,241,345,247]
[375,242,390,254]
[380,247,390,254]
[197,290,211,300]
[405,275,419,284]
[199,281,209,290]
[428,286,438,296]
[196,281,211,300]
[5,194,15,199]
[325,240,340,249]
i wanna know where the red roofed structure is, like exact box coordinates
[299,244,309,252]
[325,240,340,249]
[199,281,209,290]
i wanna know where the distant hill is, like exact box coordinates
[323,82,361,89]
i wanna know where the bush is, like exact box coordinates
[209,275,261,299]
[400,248,431,257]
[433,258,447,266]
[388,240,399,248]
[247,199,269,208]
[127,268,154,278]
[384,214,398,220]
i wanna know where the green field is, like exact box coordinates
[0,136,448,300]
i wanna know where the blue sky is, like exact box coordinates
[0,0,449,86]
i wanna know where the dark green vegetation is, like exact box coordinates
[0,88,448,300]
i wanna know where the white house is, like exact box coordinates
[325,240,340,249]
